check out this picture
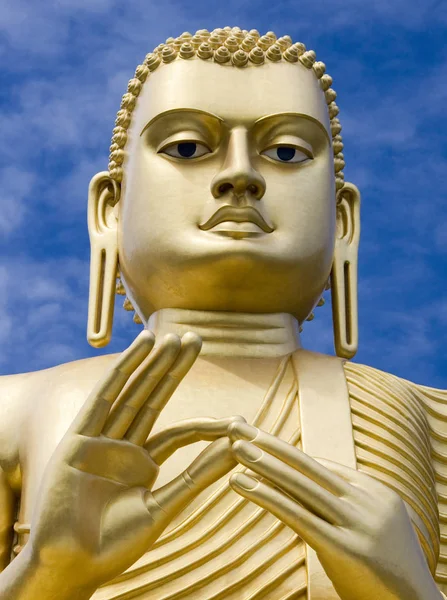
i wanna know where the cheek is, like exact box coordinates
[123,149,217,230]
[119,154,217,273]
[264,158,336,258]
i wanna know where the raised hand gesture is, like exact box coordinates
[9,331,240,600]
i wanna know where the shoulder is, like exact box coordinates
[29,352,121,385]
[0,353,120,401]
[343,359,413,389]
[0,354,119,482]
[343,360,447,468]
[343,360,447,417]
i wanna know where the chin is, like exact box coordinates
[133,262,326,322]
[121,230,331,319]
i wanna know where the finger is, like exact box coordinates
[230,473,337,551]
[125,332,202,445]
[229,422,350,497]
[73,331,155,436]
[102,333,182,439]
[152,437,236,516]
[145,416,246,465]
[232,440,347,524]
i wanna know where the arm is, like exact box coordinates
[0,468,16,572]
[0,387,42,598]
[0,374,23,575]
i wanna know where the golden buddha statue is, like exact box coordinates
[0,26,446,600]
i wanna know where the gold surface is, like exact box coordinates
[0,26,445,600]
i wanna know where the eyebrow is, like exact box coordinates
[140,108,224,136]
[254,112,330,142]
[140,108,329,142]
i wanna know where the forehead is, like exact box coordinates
[131,58,331,135]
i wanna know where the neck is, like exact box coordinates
[147,308,301,358]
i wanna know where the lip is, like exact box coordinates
[199,205,274,233]
[208,221,266,239]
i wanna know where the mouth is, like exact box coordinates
[199,205,274,234]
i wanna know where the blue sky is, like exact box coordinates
[0,0,446,388]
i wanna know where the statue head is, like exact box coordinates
[87,27,360,358]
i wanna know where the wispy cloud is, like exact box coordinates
[0,256,140,373]
[0,166,35,235]
[0,0,446,388]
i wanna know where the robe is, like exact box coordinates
[90,351,446,599]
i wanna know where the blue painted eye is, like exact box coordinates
[178,143,197,157]
[160,142,211,159]
[277,147,296,161]
[262,146,312,164]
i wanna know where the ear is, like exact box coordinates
[87,171,121,348]
[331,182,361,359]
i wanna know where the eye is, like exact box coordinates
[159,141,211,159]
[262,146,312,164]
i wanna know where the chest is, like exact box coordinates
[13,354,439,599]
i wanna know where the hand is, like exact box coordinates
[24,331,242,595]
[228,423,441,600]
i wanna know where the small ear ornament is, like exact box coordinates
[331,182,361,359]
[87,172,120,348]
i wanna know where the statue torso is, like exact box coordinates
[0,316,442,598]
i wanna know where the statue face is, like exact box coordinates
[118,58,336,321]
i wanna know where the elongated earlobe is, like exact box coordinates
[331,182,361,359]
[87,172,120,348]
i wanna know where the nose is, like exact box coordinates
[211,127,266,200]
